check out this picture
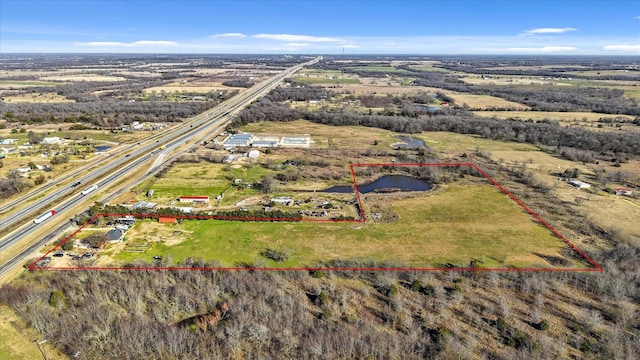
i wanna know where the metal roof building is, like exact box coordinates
[223,133,253,148]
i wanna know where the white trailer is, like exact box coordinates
[33,210,56,224]
[81,184,98,195]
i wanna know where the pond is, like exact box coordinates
[321,175,432,194]
[95,145,112,152]
[393,136,425,150]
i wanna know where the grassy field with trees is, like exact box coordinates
[1,55,638,359]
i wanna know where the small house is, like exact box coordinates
[158,217,177,224]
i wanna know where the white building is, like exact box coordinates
[248,150,260,158]
[42,137,61,144]
[568,180,591,189]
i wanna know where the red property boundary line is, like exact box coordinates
[29,162,602,273]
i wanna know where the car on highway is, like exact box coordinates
[71,181,81,187]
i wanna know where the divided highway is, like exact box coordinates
[0,56,320,277]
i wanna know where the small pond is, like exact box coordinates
[393,136,425,150]
[321,175,432,194]
[95,145,112,152]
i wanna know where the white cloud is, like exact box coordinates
[507,46,578,53]
[211,33,246,38]
[342,44,359,48]
[283,43,309,47]
[83,40,177,47]
[603,44,640,51]
[132,40,177,46]
[634,16,640,20]
[84,41,129,47]
[253,34,342,42]
[524,27,577,35]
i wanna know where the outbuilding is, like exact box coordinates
[568,180,591,189]
[178,196,209,203]
[248,150,260,158]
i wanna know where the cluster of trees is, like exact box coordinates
[1,100,218,127]
[266,81,332,102]
[0,174,32,199]
[1,240,637,359]
[222,79,254,88]
[213,209,302,221]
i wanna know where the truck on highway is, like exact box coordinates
[80,184,98,196]
[33,210,56,224]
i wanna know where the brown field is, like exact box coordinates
[582,195,640,244]
[449,94,529,109]
[461,75,563,85]
[1,92,75,103]
[474,110,635,122]
[418,132,538,153]
[39,74,127,82]
[567,70,640,77]
[144,81,242,94]
[477,65,591,71]
[474,110,639,133]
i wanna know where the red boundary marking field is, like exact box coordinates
[29,162,602,272]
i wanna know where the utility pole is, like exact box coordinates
[33,339,47,360]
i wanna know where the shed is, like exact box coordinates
[178,195,209,203]
[248,150,260,158]
[568,180,591,189]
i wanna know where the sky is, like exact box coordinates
[1,0,639,55]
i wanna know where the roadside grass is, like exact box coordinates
[110,183,573,269]
[0,305,66,360]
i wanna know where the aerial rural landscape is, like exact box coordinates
[0,1,639,359]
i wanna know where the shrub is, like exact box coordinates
[536,319,550,331]
[387,284,399,298]
[260,248,288,262]
[62,241,74,251]
[318,291,329,307]
[49,290,67,308]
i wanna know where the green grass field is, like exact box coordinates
[112,183,575,269]
[144,162,273,205]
